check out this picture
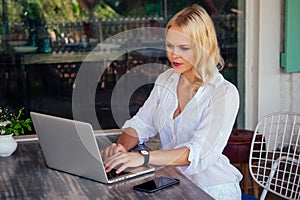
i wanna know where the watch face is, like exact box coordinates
[140,150,149,155]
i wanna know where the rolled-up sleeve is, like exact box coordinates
[176,83,240,174]
[122,83,160,144]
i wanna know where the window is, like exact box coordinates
[0,0,245,132]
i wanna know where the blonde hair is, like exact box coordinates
[166,4,224,89]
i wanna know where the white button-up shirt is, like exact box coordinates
[123,68,243,186]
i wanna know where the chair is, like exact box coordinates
[249,112,300,200]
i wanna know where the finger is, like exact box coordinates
[115,153,142,173]
[108,143,117,158]
[105,158,122,172]
[105,154,128,172]
[117,143,127,152]
[116,163,129,174]
[102,146,110,161]
[104,152,123,167]
[102,149,107,161]
[103,143,117,161]
[103,143,115,161]
[112,144,126,155]
[112,146,120,155]
[100,149,107,157]
[105,165,113,172]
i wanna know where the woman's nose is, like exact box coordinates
[170,50,180,59]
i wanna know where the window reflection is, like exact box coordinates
[0,0,244,132]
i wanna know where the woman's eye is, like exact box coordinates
[166,44,173,48]
[181,47,190,51]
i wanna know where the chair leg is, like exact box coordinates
[260,188,268,200]
[252,181,259,198]
[241,163,249,194]
[258,159,280,200]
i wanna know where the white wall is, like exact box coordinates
[280,73,300,113]
[244,0,259,130]
[257,0,281,120]
[245,0,300,129]
[245,0,281,129]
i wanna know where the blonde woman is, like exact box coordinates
[102,4,242,200]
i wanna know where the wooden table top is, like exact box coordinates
[0,139,213,200]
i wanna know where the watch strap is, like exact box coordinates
[139,149,150,166]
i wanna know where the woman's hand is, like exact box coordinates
[100,143,127,162]
[101,144,190,174]
[104,152,144,174]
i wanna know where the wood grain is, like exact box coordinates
[0,140,213,199]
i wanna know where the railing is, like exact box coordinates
[3,14,237,54]
[4,17,164,54]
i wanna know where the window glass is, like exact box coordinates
[0,0,245,133]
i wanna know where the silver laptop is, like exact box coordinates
[30,112,155,184]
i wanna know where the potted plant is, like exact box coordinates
[0,106,32,157]
[21,2,52,53]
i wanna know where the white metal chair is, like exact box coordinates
[249,112,300,200]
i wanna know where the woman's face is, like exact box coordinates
[166,25,196,77]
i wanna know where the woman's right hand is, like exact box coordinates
[100,143,127,162]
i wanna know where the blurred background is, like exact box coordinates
[0,0,245,132]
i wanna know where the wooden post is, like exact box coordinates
[1,0,8,53]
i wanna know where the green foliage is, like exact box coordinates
[22,1,46,28]
[2,0,120,23]
[94,4,119,19]
[0,107,32,136]
[5,0,24,22]
[105,0,147,17]
[40,0,87,22]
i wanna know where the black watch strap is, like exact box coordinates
[139,149,150,166]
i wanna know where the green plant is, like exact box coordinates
[0,107,32,136]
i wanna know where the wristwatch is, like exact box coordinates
[139,149,150,166]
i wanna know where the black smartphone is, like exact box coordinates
[133,176,180,193]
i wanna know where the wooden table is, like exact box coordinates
[0,138,213,199]
[19,51,125,65]
[13,50,125,111]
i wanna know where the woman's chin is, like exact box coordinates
[173,67,189,74]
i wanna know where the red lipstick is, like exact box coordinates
[173,62,182,67]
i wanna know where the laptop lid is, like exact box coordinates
[30,112,155,184]
[31,112,110,183]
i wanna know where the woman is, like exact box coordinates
[102,4,242,200]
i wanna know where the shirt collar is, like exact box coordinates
[205,72,224,88]
[164,69,224,88]
[169,70,181,81]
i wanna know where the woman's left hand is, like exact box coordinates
[104,152,144,174]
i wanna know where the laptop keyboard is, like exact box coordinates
[106,169,129,179]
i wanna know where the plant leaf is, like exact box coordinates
[14,124,22,129]
[25,118,32,123]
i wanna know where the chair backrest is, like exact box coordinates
[249,112,300,200]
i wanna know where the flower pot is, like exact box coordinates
[0,134,17,157]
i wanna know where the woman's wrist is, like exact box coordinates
[139,149,150,166]
[148,148,190,166]
[117,128,139,151]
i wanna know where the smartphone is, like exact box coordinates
[133,176,180,193]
